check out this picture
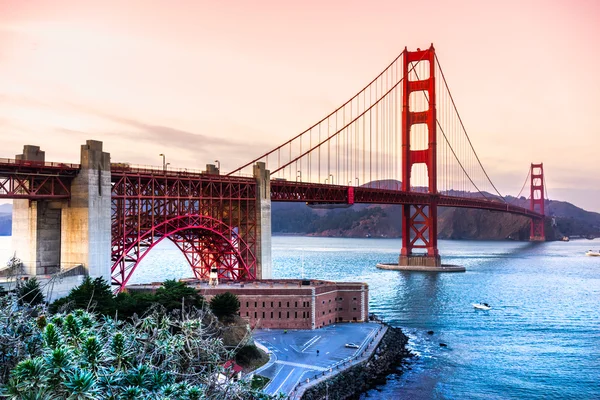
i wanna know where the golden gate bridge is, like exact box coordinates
[0,45,546,291]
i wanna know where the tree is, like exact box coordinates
[114,291,155,319]
[154,279,205,313]
[49,277,115,315]
[209,292,240,320]
[17,277,44,306]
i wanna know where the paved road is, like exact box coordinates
[253,322,380,397]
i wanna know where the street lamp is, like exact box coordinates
[165,162,170,171]
[329,174,334,184]
[214,160,220,173]
[297,170,302,182]
[356,177,360,186]
[159,153,166,171]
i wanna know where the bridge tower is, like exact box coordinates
[530,163,545,241]
[399,44,441,267]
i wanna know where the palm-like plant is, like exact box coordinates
[63,369,98,400]
[0,296,277,399]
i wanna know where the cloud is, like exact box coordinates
[99,113,236,149]
[54,103,274,169]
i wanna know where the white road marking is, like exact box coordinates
[273,368,296,395]
[301,335,321,352]
[275,360,327,371]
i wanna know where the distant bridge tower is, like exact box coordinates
[530,163,545,241]
[399,44,441,267]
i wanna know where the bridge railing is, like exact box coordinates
[0,261,86,278]
[110,163,254,179]
[0,158,80,170]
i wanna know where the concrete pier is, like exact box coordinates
[10,141,112,284]
[61,140,111,281]
[254,162,272,279]
[12,146,62,275]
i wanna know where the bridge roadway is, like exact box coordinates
[0,160,543,221]
[270,180,543,220]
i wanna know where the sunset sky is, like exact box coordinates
[1,0,599,211]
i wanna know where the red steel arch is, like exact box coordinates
[111,214,256,290]
[110,166,259,291]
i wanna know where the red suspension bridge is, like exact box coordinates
[0,45,546,290]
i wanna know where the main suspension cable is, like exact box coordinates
[435,54,507,202]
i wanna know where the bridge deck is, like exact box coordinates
[0,159,542,220]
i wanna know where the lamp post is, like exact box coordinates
[329,174,334,185]
[297,170,302,182]
[356,177,360,186]
[159,153,166,172]
[214,160,220,173]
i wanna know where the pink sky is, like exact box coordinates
[1,0,599,211]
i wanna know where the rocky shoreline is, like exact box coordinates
[300,323,412,400]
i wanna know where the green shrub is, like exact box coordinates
[235,344,262,367]
[49,277,115,315]
[114,291,156,319]
[17,277,44,306]
[209,292,240,320]
[251,375,271,390]
[50,278,206,322]
[154,279,205,313]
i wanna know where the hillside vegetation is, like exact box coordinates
[272,198,600,240]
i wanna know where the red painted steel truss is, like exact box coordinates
[271,180,543,219]
[0,159,79,199]
[111,167,258,290]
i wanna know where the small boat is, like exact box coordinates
[473,303,491,310]
[585,250,600,257]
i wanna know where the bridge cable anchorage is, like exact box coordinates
[434,54,508,202]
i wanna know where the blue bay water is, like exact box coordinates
[1,236,599,398]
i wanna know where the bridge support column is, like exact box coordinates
[61,140,111,281]
[530,163,546,241]
[11,146,62,275]
[399,45,441,268]
[12,145,61,275]
[254,162,272,279]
